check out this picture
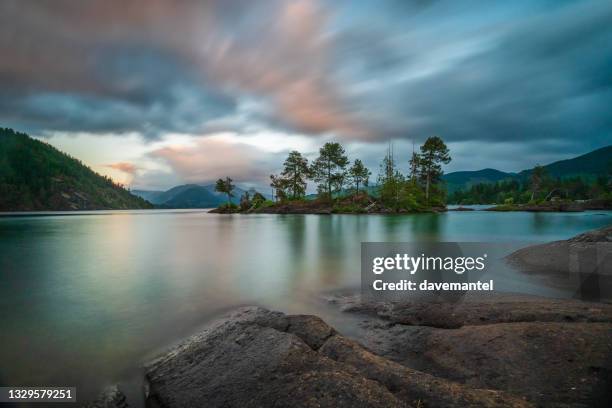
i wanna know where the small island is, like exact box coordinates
[211,136,452,214]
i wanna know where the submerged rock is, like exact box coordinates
[145,307,527,408]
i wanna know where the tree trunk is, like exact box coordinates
[426,172,431,202]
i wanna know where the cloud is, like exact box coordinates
[1,0,611,188]
[348,0,612,150]
[105,162,138,175]
[0,0,370,139]
[149,135,282,186]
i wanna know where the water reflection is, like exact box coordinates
[0,210,610,403]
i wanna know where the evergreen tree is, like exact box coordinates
[409,151,421,182]
[310,142,349,200]
[280,151,309,199]
[418,136,451,202]
[377,145,406,208]
[529,165,547,202]
[349,159,370,194]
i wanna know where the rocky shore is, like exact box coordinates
[325,292,612,407]
[143,306,533,408]
[86,293,612,408]
[210,194,445,215]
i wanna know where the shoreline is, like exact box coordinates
[88,291,612,408]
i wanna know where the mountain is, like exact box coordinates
[443,145,611,193]
[442,168,516,193]
[520,145,612,180]
[133,184,269,208]
[0,128,152,211]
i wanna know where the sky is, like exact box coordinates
[1,0,611,191]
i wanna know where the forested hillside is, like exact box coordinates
[0,128,152,211]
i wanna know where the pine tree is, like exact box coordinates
[418,136,451,202]
[280,151,309,199]
[310,142,349,200]
[529,165,547,202]
[349,159,371,194]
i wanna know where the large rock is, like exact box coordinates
[505,225,612,276]
[505,225,612,301]
[329,293,612,407]
[145,307,527,408]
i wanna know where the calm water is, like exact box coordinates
[1,209,611,405]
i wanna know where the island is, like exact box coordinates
[211,137,451,214]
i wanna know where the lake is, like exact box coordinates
[1,209,611,405]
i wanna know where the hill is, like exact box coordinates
[442,168,516,193]
[519,145,612,180]
[443,145,611,193]
[0,128,152,211]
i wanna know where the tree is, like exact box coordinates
[251,192,266,208]
[418,136,451,202]
[215,177,235,204]
[529,165,547,202]
[270,174,289,202]
[281,151,309,199]
[377,146,405,208]
[409,151,420,182]
[310,142,349,200]
[349,159,370,194]
[239,191,251,211]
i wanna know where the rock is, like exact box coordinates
[505,225,612,278]
[145,307,525,408]
[319,335,530,408]
[330,293,612,407]
[82,385,129,408]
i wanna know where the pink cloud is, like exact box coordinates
[150,137,277,185]
[105,162,138,174]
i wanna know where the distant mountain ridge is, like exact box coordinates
[133,184,270,208]
[443,145,611,193]
[443,168,516,193]
[0,128,152,211]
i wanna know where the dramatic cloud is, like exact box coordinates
[1,0,611,186]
